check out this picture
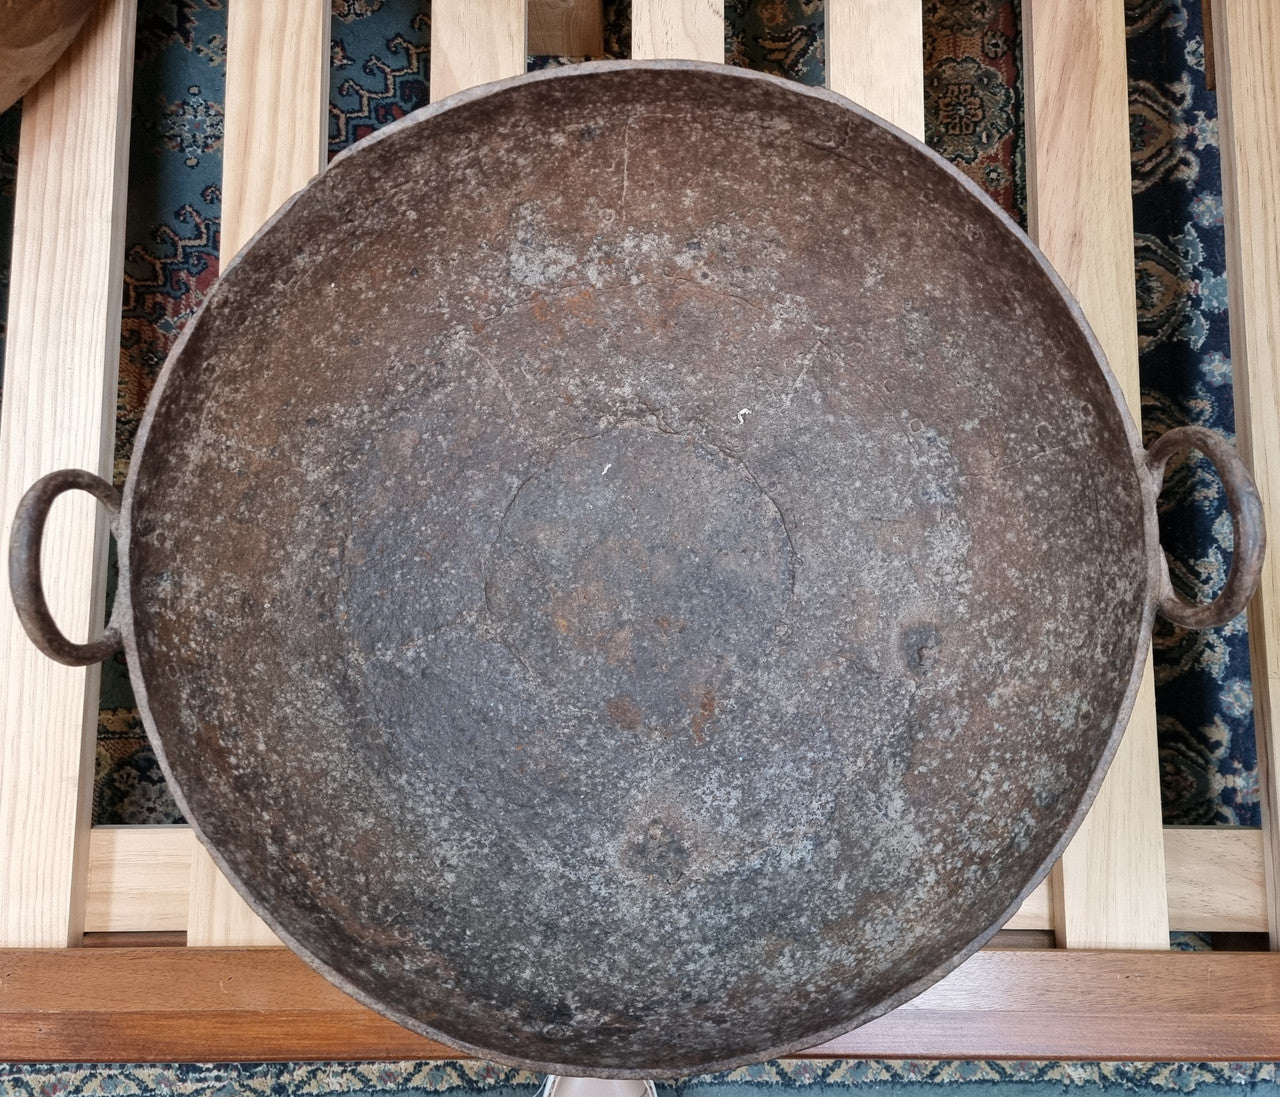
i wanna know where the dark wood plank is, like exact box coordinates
[812,1011,1280,1060]
[5,947,1280,1062]
[985,930,1055,950]
[4,1011,453,1061]
[82,932,187,949]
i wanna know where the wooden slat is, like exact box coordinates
[1008,827,1264,931]
[430,0,528,103]
[219,0,329,261]
[186,848,277,946]
[528,0,604,58]
[0,0,136,948]
[0,947,456,1061]
[631,0,724,62]
[84,827,191,933]
[6,947,1280,1061]
[1007,828,1264,932]
[1024,0,1169,951]
[814,949,1280,1060]
[186,0,330,947]
[1164,826,1268,932]
[825,0,924,140]
[1211,0,1280,950]
[1004,879,1052,930]
[82,823,1265,933]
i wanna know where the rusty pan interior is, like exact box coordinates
[121,62,1153,1076]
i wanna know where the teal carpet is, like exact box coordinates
[6,1061,1280,1095]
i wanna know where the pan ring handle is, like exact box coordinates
[9,469,124,666]
[1144,425,1266,630]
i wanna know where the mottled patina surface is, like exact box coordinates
[120,64,1153,1074]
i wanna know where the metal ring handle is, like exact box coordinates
[9,469,124,666]
[1144,425,1266,629]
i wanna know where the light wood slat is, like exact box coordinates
[1024,0,1169,950]
[825,0,924,140]
[84,827,191,933]
[186,848,277,946]
[1164,826,1268,932]
[430,0,528,103]
[112,823,1051,933]
[109,825,1053,933]
[1211,0,1280,950]
[219,0,329,260]
[0,0,136,948]
[86,822,1264,933]
[1004,879,1052,930]
[187,0,329,947]
[9,947,1280,1061]
[528,0,604,57]
[631,0,724,62]
[1008,827,1263,931]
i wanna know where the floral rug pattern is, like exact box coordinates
[1126,0,1258,825]
[8,1059,1280,1095]
[0,3,1257,828]
[73,0,1256,831]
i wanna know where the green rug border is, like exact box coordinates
[5,1060,1280,1094]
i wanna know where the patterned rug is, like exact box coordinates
[7,1059,1280,1095]
[0,4,1264,1085]
[48,0,1252,833]
[1128,0,1257,825]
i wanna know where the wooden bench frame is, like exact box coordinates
[3,0,1279,1063]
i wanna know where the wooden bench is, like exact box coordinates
[3,0,1279,1062]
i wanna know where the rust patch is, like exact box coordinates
[606,693,642,730]
[690,686,717,744]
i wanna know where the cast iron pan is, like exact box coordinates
[10,62,1265,1076]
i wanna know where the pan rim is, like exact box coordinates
[115,58,1157,1079]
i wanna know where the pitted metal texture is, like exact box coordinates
[118,63,1157,1076]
